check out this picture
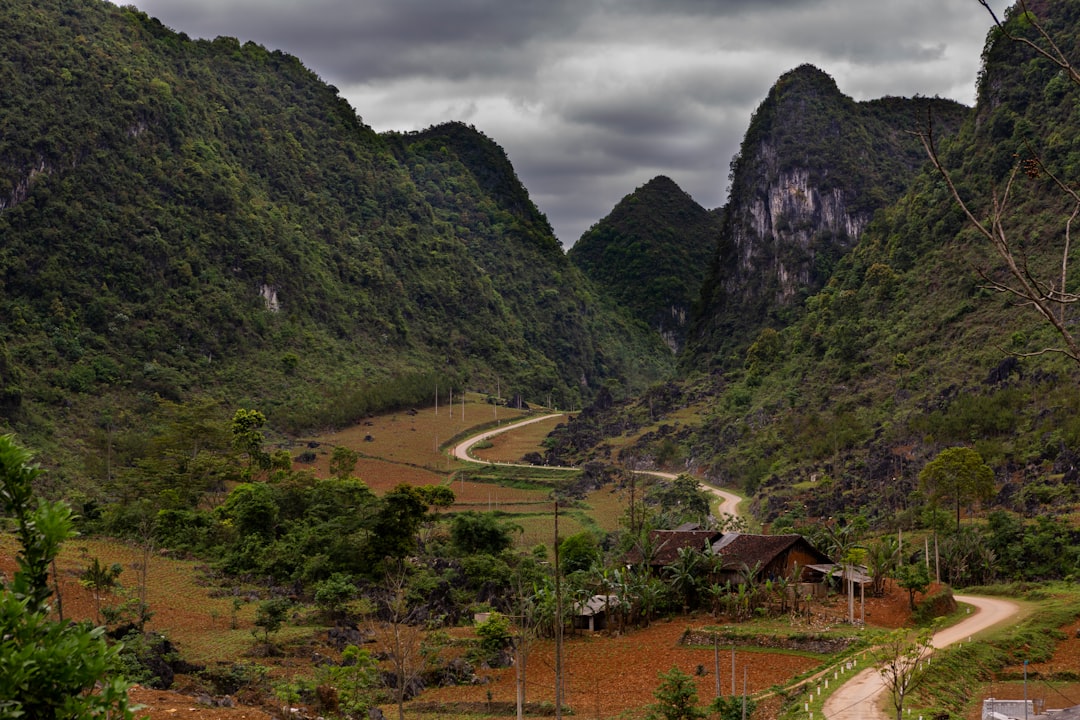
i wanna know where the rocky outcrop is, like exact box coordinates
[687,64,969,365]
[736,165,867,305]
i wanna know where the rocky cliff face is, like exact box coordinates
[686,64,968,366]
[738,164,867,304]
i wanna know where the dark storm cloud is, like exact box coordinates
[116,0,1011,245]
[134,0,585,80]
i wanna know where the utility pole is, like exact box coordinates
[557,500,565,720]
[714,636,720,698]
[731,647,735,696]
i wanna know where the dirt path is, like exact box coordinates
[451,419,742,518]
[821,594,1021,719]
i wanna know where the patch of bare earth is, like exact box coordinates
[973,617,1080,719]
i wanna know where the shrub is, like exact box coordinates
[474,612,512,665]
[0,434,134,719]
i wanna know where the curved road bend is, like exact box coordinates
[634,469,741,519]
[451,415,742,518]
[822,595,1020,720]
[452,413,565,465]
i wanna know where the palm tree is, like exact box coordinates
[866,537,900,597]
[664,545,703,614]
[822,521,865,623]
[588,561,616,624]
[638,575,668,626]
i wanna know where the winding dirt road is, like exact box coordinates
[450,415,742,518]
[821,594,1021,719]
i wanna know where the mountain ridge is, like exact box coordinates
[686,63,970,367]
[569,175,722,353]
[0,0,672,466]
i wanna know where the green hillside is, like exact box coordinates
[687,64,969,368]
[549,0,1080,534]
[0,0,671,468]
[569,175,722,353]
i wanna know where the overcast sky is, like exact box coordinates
[116,0,1012,246]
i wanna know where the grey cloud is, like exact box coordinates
[133,0,586,80]
[623,0,826,18]
[116,0,1012,246]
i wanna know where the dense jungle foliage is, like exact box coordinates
[569,176,723,353]
[0,0,671,472]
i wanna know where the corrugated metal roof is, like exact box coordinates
[573,594,619,616]
[806,563,873,585]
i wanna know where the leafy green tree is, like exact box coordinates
[710,695,756,720]
[451,511,516,556]
[874,627,935,720]
[894,563,931,610]
[649,474,710,527]
[366,485,429,570]
[231,408,271,475]
[417,484,456,514]
[0,434,134,719]
[316,644,380,718]
[557,531,600,575]
[664,545,703,614]
[646,666,706,720]
[80,556,123,625]
[918,447,995,530]
[253,597,292,650]
[865,537,900,597]
[219,481,280,541]
[474,611,513,665]
[329,445,360,479]
[313,573,357,621]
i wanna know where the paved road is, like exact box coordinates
[451,416,742,518]
[821,595,1020,719]
[634,469,741,518]
[451,413,565,464]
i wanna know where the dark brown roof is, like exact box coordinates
[711,533,829,571]
[626,530,722,566]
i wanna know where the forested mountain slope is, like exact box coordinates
[569,176,723,354]
[686,64,969,368]
[0,0,671,464]
[548,0,1080,533]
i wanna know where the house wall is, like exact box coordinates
[787,547,828,579]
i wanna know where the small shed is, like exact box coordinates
[982,698,1035,719]
[572,594,618,632]
[804,563,873,599]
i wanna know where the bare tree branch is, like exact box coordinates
[978,0,1080,86]
[918,119,1080,362]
